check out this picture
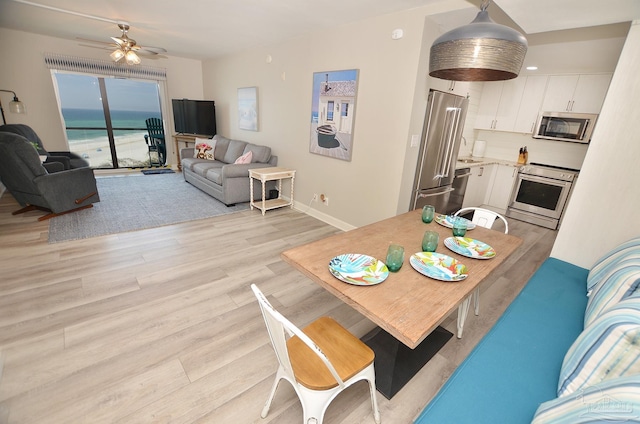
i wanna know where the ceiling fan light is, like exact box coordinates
[110,49,125,62]
[125,50,141,65]
[429,1,527,82]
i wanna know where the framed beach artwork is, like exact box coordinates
[238,86,258,131]
[309,69,359,161]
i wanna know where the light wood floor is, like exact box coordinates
[0,192,556,424]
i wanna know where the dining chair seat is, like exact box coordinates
[454,207,509,338]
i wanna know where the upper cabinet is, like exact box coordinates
[540,74,612,114]
[474,73,612,134]
[430,78,471,98]
[475,78,526,132]
[513,76,548,133]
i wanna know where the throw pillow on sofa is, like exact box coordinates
[557,297,640,398]
[533,374,640,423]
[234,150,252,164]
[584,260,640,326]
[194,137,216,160]
[587,236,640,295]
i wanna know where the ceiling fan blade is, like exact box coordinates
[138,45,167,54]
[111,36,126,46]
[76,37,114,46]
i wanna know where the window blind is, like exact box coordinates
[44,53,167,81]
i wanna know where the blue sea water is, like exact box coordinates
[62,108,161,141]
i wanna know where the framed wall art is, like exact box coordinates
[238,86,258,131]
[309,69,359,161]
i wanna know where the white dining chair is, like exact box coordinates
[454,207,509,338]
[251,284,381,424]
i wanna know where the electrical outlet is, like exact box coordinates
[320,194,329,206]
[312,193,318,202]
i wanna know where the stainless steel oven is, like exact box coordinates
[506,163,579,230]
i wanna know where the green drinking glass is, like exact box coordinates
[422,205,435,223]
[452,217,468,237]
[422,230,439,252]
[385,244,405,272]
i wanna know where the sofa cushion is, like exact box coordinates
[587,237,640,295]
[414,258,588,424]
[194,137,216,160]
[584,260,640,326]
[191,161,224,178]
[223,139,247,164]
[558,297,640,398]
[205,168,223,185]
[243,143,271,163]
[212,135,230,161]
[533,374,640,423]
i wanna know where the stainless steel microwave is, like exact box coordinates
[533,112,598,143]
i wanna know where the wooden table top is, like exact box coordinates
[281,209,523,348]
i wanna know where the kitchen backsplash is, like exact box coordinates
[459,130,589,170]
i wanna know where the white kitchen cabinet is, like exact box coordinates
[429,77,471,97]
[486,164,519,214]
[513,75,548,133]
[474,78,526,132]
[540,74,612,114]
[462,165,494,209]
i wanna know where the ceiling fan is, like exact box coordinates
[79,22,167,65]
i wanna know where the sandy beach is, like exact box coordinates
[69,131,159,168]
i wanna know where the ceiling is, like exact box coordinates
[0,0,638,62]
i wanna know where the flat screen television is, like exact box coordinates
[171,99,217,136]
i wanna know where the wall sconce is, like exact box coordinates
[0,90,26,124]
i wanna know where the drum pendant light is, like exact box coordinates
[429,0,527,81]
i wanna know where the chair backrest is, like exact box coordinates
[251,284,345,389]
[0,124,47,155]
[455,207,509,234]
[145,118,165,141]
[0,132,48,193]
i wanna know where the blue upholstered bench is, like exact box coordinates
[415,257,589,424]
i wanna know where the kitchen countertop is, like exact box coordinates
[455,156,523,170]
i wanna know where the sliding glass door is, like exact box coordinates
[53,72,163,169]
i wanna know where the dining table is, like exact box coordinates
[281,209,523,398]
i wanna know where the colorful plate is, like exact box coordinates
[328,254,389,286]
[434,214,476,230]
[410,252,468,282]
[444,237,496,259]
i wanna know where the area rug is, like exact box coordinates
[141,168,175,175]
[48,174,248,243]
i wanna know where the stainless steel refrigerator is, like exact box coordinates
[411,89,469,214]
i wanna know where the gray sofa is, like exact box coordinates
[181,135,277,205]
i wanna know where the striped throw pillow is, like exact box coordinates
[533,374,640,423]
[584,260,640,327]
[587,237,640,295]
[558,297,640,398]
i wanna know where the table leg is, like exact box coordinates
[290,174,294,209]
[261,178,266,216]
[362,326,453,399]
[250,176,254,211]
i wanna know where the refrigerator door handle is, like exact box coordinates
[437,107,462,178]
[417,187,455,198]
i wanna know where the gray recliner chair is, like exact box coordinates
[0,124,90,169]
[0,131,100,221]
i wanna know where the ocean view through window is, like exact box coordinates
[53,73,163,169]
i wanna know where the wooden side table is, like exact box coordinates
[173,134,209,171]
[249,167,296,215]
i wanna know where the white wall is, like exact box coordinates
[0,28,204,165]
[202,3,467,230]
[551,21,640,268]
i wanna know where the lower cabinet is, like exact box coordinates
[462,165,493,209]
[486,164,518,214]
